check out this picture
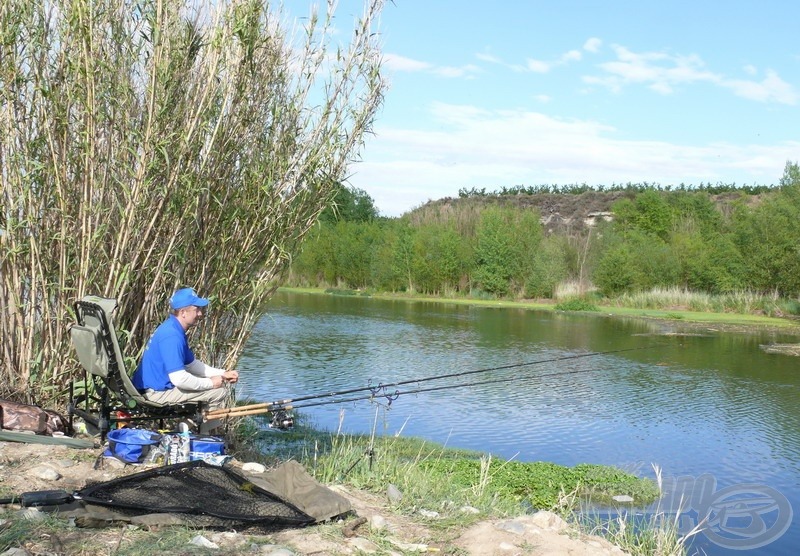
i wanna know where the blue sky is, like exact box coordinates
[312,1,799,216]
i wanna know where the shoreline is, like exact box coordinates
[279,286,800,338]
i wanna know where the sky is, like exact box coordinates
[302,1,800,216]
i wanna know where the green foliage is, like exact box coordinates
[732,162,800,296]
[554,298,600,312]
[473,206,543,296]
[593,229,678,296]
[525,235,570,298]
[420,459,658,510]
[458,181,773,197]
[411,223,469,294]
[473,208,518,296]
[612,190,673,241]
[320,183,380,223]
[289,161,800,304]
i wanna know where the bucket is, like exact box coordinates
[104,428,162,464]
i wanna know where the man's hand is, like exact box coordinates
[210,375,225,388]
[222,370,239,384]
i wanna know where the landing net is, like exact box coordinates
[77,460,313,528]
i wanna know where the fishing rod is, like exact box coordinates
[287,358,635,410]
[206,345,658,424]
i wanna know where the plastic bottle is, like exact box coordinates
[168,435,180,464]
[178,422,191,463]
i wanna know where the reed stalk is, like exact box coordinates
[0,0,387,404]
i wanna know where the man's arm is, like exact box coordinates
[168,369,222,391]
[185,359,239,384]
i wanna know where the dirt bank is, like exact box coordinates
[0,440,626,555]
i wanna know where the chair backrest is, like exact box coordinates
[70,295,147,408]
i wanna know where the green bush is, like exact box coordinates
[554,298,599,312]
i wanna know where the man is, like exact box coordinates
[132,287,238,419]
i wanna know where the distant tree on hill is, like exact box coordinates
[320,183,380,223]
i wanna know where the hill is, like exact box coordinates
[406,188,765,234]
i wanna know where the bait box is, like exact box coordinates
[189,436,226,461]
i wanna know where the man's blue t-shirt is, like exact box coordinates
[132,315,196,391]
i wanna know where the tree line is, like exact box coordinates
[288,162,800,303]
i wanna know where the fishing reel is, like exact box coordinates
[269,408,294,430]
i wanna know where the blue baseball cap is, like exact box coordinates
[170,288,210,310]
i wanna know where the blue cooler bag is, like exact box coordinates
[104,428,162,464]
[189,436,225,461]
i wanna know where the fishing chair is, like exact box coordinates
[68,295,204,441]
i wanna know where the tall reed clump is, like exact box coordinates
[0,0,387,403]
[611,286,796,317]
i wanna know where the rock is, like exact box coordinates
[210,531,247,546]
[369,514,388,530]
[328,484,350,495]
[262,549,294,556]
[56,459,75,468]
[101,457,127,470]
[29,465,61,481]
[612,494,634,503]
[460,505,480,514]
[530,510,568,532]
[242,462,266,473]
[386,483,402,503]
[499,541,517,551]
[418,509,440,519]
[131,514,186,526]
[388,539,428,552]
[495,519,526,535]
[1,548,29,556]
[17,508,45,521]
[348,537,379,553]
[189,535,219,549]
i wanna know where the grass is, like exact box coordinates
[612,286,800,318]
[581,465,705,556]
[0,418,692,555]
[232,418,688,554]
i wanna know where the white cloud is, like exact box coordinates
[527,48,584,73]
[383,53,431,72]
[347,103,797,216]
[587,46,717,93]
[527,59,551,73]
[432,64,481,78]
[476,52,502,64]
[583,37,602,53]
[384,53,480,78]
[722,70,798,105]
[584,45,798,104]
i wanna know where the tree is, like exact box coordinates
[319,183,380,223]
[473,206,541,297]
[411,223,468,294]
[612,190,673,241]
[0,0,387,402]
[733,162,800,296]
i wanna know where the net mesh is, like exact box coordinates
[77,460,313,528]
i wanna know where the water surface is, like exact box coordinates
[239,291,800,555]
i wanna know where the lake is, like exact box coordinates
[239,290,800,555]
